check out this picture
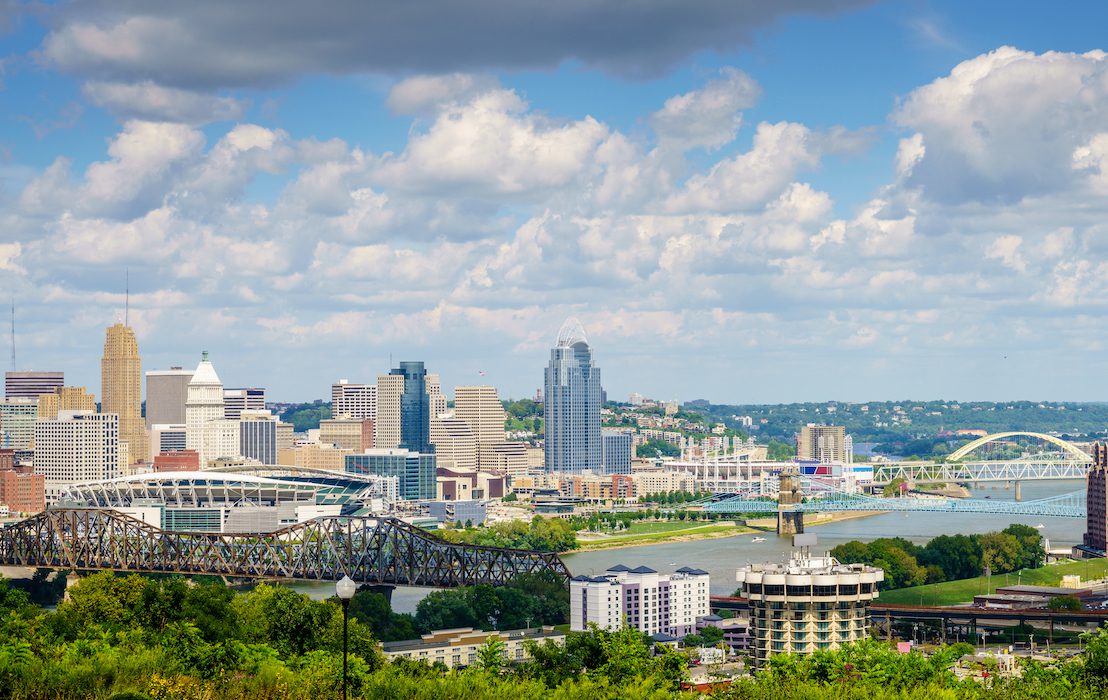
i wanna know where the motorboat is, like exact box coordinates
[751,537,767,543]
[1035,523,1046,529]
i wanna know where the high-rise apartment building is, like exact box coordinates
[454,385,506,471]
[5,371,63,400]
[544,318,602,473]
[430,413,477,470]
[37,386,96,420]
[345,448,435,500]
[145,367,193,427]
[185,353,240,467]
[796,424,852,464]
[239,410,277,464]
[736,551,883,666]
[101,323,147,465]
[571,565,710,638]
[224,388,266,420]
[332,380,377,420]
[1084,443,1108,554]
[34,411,121,500]
[0,398,38,449]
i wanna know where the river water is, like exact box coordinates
[292,479,1086,613]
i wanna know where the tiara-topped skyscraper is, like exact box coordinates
[544,318,602,473]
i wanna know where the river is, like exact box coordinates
[291,478,1086,612]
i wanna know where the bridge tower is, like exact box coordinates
[777,465,804,535]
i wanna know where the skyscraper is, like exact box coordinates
[146,367,193,427]
[454,385,507,471]
[224,387,266,420]
[101,323,147,465]
[185,352,239,467]
[544,318,603,473]
[394,361,432,454]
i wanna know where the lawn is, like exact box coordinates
[879,558,1108,606]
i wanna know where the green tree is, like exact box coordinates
[980,532,1022,575]
[475,637,507,673]
[1048,595,1083,611]
[1003,523,1045,569]
[635,439,680,458]
[919,533,983,581]
[1083,624,1108,680]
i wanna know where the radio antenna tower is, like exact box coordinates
[125,267,130,327]
[9,298,15,371]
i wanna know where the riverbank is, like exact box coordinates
[744,510,885,529]
[572,521,759,552]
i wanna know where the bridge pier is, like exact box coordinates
[1014,480,1022,502]
[777,466,804,536]
[63,571,79,603]
[363,584,395,603]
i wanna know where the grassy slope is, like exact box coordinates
[879,558,1108,606]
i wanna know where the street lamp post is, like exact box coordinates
[336,575,357,700]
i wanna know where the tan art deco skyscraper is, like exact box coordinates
[101,323,147,464]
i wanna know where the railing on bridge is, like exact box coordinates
[704,490,1086,518]
[0,508,571,587]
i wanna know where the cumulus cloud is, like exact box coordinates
[9,45,1108,401]
[895,46,1108,203]
[40,1,875,88]
[651,67,761,150]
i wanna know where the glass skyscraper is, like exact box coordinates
[544,318,603,473]
[392,361,433,454]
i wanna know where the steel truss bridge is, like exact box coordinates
[704,490,1087,518]
[0,508,571,587]
[872,458,1090,485]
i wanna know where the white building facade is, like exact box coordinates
[570,565,710,638]
[33,411,121,500]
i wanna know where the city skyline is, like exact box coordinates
[5,2,1108,402]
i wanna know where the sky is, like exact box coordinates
[4,1,1108,404]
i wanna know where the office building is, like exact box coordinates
[332,380,377,420]
[5,371,63,400]
[278,443,352,471]
[0,398,37,450]
[488,441,529,480]
[454,385,507,471]
[0,463,45,515]
[430,413,477,471]
[224,387,266,420]
[374,374,404,448]
[150,424,187,461]
[240,410,278,464]
[319,418,373,452]
[570,565,710,638]
[736,549,883,666]
[601,430,633,475]
[185,353,240,467]
[381,627,565,669]
[796,424,853,464]
[346,448,435,500]
[37,386,96,420]
[145,367,193,427]
[376,362,438,454]
[544,318,602,473]
[33,411,121,500]
[276,422,294,451]
[101,323,147,465]
[1084,443,1108,554]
